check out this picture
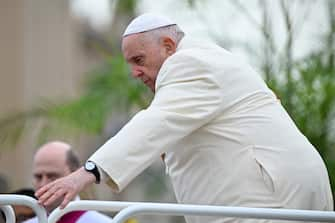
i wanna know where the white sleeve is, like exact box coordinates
[89,53,223,192]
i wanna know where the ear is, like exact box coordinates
[162,37,177,56]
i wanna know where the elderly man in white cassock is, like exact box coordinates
[36,13,333,223]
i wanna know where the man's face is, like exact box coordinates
[122,33,171,92]
[32,151,71,191]
[32,143,72,213]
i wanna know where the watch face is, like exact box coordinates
[85,161,95,171]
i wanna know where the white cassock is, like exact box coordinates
[90,37,333,223]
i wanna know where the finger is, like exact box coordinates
[60,192,75,209]
[44,189,66,207]
[35,182,54,198]
[38,184,59,205]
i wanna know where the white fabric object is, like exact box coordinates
[123,13,176,37]
[90,37,333,223]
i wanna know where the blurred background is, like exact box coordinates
[0,0,334,222]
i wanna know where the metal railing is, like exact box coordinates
[0,195,47,223]
[1,195,335,223]
[0,205,15,223]
[49,200,335,223]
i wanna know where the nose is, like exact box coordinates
[38,176,52,189]
[131,66,143,78]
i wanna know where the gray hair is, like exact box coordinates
[143,24,185,45]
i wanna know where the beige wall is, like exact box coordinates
[0,0,24,114]
[22,0,78,105]
[0,0,98,191]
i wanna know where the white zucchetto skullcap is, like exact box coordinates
[123,13,176,37]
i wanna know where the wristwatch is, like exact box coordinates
[84,161,101,184]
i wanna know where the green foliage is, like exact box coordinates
[270,52,335,154]
[85,55,151,110]
[116,0,137,14]
[0,108,44,146]
[0,55,151,145]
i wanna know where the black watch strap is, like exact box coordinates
[84,161,101,184]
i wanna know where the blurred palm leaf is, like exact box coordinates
[0,55,151,146]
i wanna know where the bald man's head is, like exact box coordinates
[32,141,80,191]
